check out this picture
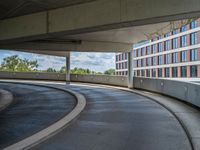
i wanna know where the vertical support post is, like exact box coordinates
[66,52,70,83]
[128,51,133,88]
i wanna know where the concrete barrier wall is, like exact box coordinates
[0,71,128,87]
[133,77,200,108]
[0,71,66,81]
[71,74,128,87]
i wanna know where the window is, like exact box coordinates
[137,49,141,57]
[152,44,156,54]
[137,60,141,67]
[165,68,170,77]
[152,37,157,42]
[181,25,187,32]
[125,62,127,69]
[190,20,198,29]
[137,70,140,76]
[158,36,162,40]
[181,35,187,47]
[158,68,162,77]
[172,52,178,63]
[116,55,118,62]
[158,42,162,52]
[164,33,170,37]
[164,40,170,51]
[172,67,178,77]
[146,58,151,66]
[141,48,145,56]
[190,32,198,45]
[141,70,145,77]
[158,55,162,65]
[172,38,178,49]
[190,65,197,77]
[164,54,170,64]
[125,53,128,60]
[181,66,187,77]
[152,57,156,66]
[190,49,198,61]
[172,29,178,35]
[116,64,118,70]
[122,62,124,69]
[134,71,136,76]
[181,51,187,62]
[146,69,150,77]
[152,69,156,77]
[141,59,144,67]
[146,46,151,55]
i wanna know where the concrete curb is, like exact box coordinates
[1,81,86,150]
[0,89,13,112]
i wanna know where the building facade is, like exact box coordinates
[115,19,200,78]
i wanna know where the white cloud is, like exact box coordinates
[71,52,115,72]
[0,50,115,72]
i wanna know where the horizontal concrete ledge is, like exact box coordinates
[2,81,86,150]
[0,71,128,87]
[0,89,13,112]
[133,77,200,109]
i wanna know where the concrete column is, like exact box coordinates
[66,52,70,83]
[128,51,133,88]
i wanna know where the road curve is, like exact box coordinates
[32,83,192,150]
[0,82,76,149]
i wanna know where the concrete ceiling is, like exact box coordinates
[0,0,199,56]
[0,0,95,20]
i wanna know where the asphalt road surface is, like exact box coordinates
[32,83,192,150]
[0,82,76,149]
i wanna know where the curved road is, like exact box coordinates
[32,83,192,150]
[0,82,76,149]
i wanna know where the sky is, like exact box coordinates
[0,50,115,72]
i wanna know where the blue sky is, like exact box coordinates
[0,50,115,72]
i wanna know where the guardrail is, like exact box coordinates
[71,74,127,87]
[133,77,200,108]
[0,71,128,87]
[0,71,66,81]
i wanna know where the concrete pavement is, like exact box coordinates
[0,82,76,149]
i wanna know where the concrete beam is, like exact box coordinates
[66,52,70,83]
[0,41,133,53]
[0,0,200,44]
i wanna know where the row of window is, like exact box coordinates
[151,20,198,41]
[116,61,128,70]
[135,65,198,78]
[135,32,198,57]
[115,71,128,76]
[116,53,128,62]
[136,49,198,67]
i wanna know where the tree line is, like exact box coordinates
[0,55,115,75]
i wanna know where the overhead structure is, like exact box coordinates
[0,0,200,54]
[0,0,200,86]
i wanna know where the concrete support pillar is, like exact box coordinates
[66,52,70,83]
[128,51,133,88]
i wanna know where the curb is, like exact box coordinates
[1,81,86,150]
[0,89,13,112]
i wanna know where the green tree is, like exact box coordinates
[70,67,101,75]
[104,69,115,75]
[0,55,38,72]
[46,67,57,73]
[59,66,66,73]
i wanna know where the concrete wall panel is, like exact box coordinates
[134,77,200,108]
